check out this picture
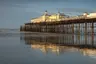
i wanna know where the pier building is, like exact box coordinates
[20,11,96,34]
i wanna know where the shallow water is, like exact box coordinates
[0,31,96,64]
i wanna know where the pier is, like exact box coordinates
[20,12,96,49]
[20,18,96,34]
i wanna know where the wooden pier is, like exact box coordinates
[20,18,96,34]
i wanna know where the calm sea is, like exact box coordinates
[0,30,96,64]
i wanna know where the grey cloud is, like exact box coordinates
[1,0,96,3]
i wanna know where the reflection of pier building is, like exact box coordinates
[31,43,96,58]
[31,44,60,54]
[81,49,96,57]
[29,41,96,57]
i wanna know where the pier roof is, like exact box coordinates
[25,18,96,25]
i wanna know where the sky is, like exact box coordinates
[0,0,96,29]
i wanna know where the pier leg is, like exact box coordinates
[29,24,31,31]
[85,22,87,46]
[78,23,80,44]
[20,26,22,31]
[25,25,27,31]
[67,25,68,34]
[72,24,74,44]
[67,24,69,34]
[91,22,94,47]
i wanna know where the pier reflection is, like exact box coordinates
[20,32,96,57]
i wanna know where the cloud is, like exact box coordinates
[1,0,96,3]
[60,8,95,13]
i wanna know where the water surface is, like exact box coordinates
[0,30,96,64]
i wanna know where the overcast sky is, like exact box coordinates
[0,0,96,28]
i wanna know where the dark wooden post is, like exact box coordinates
[72,23,74,44]
[91,22,94,47]
[85,22,87,46]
